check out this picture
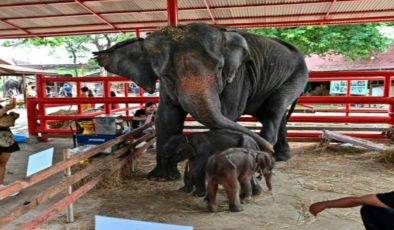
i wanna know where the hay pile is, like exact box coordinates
[47,109,78,129]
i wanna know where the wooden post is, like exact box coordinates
[63,149,74,223]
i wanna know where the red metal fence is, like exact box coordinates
[27,71,394,140]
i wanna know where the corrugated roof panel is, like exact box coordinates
[0,4,85,18]
[86,0,167,13]
[333,0,394,12]
[179,10,210,20]
[11,16,101,28]
[117,22,168,29]
[104,12,168,23]
[209,0,327,7]
[0,0,70,5]
[0,30,26,36]
[29,24,111,33]
[329,11,394,20]
[179,0,205,8]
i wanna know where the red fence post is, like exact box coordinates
[384,75,394,130]
[36,74,46,133]
[27,98,38,136]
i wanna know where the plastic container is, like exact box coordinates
[14,134,26,143]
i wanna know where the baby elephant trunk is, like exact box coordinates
[264,173,272,191]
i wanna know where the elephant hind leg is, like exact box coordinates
[222,172,243,212]
[207,179,219,212]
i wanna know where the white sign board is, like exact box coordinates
[329,80,368,95]
[26,147,54,176]
[95,216,193,230]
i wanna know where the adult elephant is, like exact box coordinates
[3,79,22,97]
[94,23,308,180]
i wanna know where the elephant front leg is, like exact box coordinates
[222,173,243,212]
[148,99,187,180]
[239,176,253,203]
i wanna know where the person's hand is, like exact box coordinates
[309,202,327,216]
[4,103,15,111]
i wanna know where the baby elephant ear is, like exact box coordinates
[223,31,250,84]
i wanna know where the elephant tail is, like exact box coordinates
[286,98,298,121]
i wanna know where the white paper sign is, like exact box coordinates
[95,216,193,230]
[26,147,54,176]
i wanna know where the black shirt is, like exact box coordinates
[377,191,394,208]
[132,109,146,129]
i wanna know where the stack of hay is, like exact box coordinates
[47,109,78,129]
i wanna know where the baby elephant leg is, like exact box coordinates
[222,172,243,212]
[239,176,253,203]
[207,179,219,212]
[179,163,193,193]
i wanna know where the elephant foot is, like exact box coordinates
[148,165,168,180]
[229,204,244,212]
[178,185,193,193]
[192,189,206,197]
[168,165,181,180]
[274,153,291,162]
[208,203,218,212]
[274,142,291,161]
[148,164,181,180]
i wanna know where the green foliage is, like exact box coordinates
[248,24,392,60]
[1,33,135,76]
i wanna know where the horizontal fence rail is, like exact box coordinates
[27,72,394,140]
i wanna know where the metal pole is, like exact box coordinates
[167,0,178,26]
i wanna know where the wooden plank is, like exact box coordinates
[0,146,130,227]
[0,129,134,200]
[321,130,387,151]
[19,148,134,230]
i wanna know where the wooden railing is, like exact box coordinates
[0,123,155,229]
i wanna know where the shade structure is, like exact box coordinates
[0,0,393,39]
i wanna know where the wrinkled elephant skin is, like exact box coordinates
[94,23,308,180]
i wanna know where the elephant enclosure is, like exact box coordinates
[42,142,394,230]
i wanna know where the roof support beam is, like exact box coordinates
[167,0,178,26]
[73,0,121,32]
[321,0,337,25]
[203,0,216,24]
[0,19,36,37]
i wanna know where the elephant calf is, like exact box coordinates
[206,148,274,212]
[164,129,261,197]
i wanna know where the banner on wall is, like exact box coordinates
[329,80,368,95]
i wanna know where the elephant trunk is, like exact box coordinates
[178,75,273,153]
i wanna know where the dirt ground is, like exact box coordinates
[4,141,385,230]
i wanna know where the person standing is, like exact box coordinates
[0,101,20,193]
[310,191,394,230]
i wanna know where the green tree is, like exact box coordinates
[248,24,392,60]
[1,33,134,76]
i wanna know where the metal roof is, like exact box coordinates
[0,0,393,39]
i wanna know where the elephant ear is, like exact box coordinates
[223,29,250,83]
[93,38,158,93]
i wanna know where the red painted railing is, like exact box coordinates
[27,71,394,140]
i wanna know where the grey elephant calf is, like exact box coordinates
[164,129,261,197]
[206,148,274,212]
